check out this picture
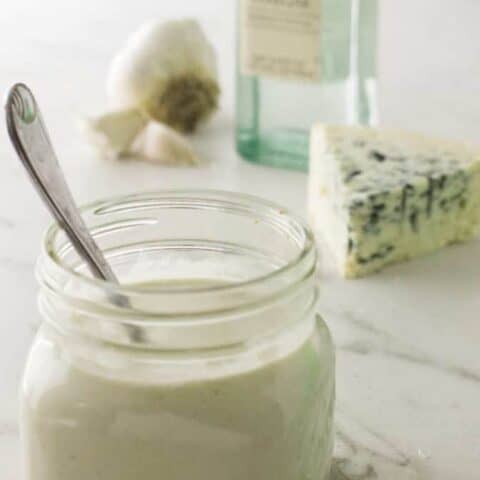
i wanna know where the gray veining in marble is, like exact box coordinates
[335,312,480,384]
[0,1,480,479]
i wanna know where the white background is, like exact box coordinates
[0,1,480,479]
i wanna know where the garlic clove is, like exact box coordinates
[130,122,200,166]
[106,19,219,133]
[82,108,147,159]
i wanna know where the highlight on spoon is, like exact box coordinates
[5,83,38,124]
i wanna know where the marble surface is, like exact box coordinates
[0,1,479,479]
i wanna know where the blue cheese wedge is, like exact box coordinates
[308,125,480,278]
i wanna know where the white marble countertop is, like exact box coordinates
[1,1,479,479]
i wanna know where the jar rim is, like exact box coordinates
[37,190,318,349]
[39,190,316,298]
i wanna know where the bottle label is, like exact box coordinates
[240,0,321,82]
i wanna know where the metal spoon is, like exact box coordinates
[5,83,143,343]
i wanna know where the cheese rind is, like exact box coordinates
[308,125,480,278]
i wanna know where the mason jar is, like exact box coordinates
[20,191,335,480]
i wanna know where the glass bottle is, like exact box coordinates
[21,191,335,480]
[236,0,378,170]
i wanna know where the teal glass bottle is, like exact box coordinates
[236,0,378,170]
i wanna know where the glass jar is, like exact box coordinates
[20,191,335,480]
[236,0,378,170]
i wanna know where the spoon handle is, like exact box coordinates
[5,83,117,282]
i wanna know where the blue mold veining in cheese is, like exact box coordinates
[308,125,480,277]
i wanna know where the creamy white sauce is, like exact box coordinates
[21,281,335,480]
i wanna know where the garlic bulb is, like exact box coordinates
[107,19,219,133]
[83,18,218,165]
[131,122,200,166]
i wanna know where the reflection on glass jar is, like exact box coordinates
[20,191,335,480]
